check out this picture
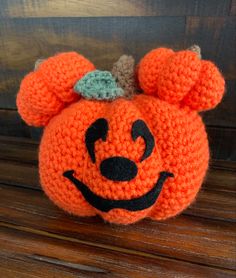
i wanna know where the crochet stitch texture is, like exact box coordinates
[17,48,225,224]
[112,55,137,97]
[74,70,124,100]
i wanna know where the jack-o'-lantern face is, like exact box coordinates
[17,48,225,224]
[39,95,208,224]
[63,115,174,213]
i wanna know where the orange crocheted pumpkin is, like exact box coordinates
[17,48,225,224]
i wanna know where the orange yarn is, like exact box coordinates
[17,48,225,224]
[17,52,95,126]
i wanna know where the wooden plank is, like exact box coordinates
[210,159,236,171]
[202,80,236,128]
[207,126,236,161]
[185,16,236,80]
[1,226,234,278]
[204,166,236,192]
[1,17,235,117]
[186,188,236,221]
[0,109,31,137]
[0,136,38,165]
[0,251,92,278]
[0,134,38,146]
[230,0,236,15]
[0,147,37,166]
[0,0,231,18]
[0,161,40,189]
[0,184,235,270]
[187,163,236,220]
[0,16,182,109]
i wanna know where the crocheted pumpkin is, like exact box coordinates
[17,47,225,224]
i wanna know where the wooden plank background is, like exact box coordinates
[0,0,235,160]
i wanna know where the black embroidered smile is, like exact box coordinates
[63,170,174,212]
[63,118,173,212]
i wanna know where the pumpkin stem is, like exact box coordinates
[188,45,201,59]
[112,55,138,97]
[34,58,45,70]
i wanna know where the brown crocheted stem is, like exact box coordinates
[34,58,45,70]
[188,45,201,59]
[111,55,137,97]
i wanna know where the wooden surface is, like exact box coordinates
[0,0,235,161]
[0,136,235,277]
[0,0,232,17]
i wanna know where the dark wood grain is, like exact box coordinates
[202,80,236,128]
[1,226,235,278]
[0,137,38,165]
[0,183,235,271]
[186,188,236,221]
[230,0,236,15]
[0,134,38,146]
[210,159,236,171]
[0,161,39,189]
[0,0,231,18]
[0,110,30,137]
[1,16,235,108]
[207,127,236,161]
[0,16,185,109]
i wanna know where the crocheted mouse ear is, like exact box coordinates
[138,47,225,111]
[17,52,95,126]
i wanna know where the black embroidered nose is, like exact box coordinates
[100,156,138,182]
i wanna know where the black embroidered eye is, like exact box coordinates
[131,120,154,161]
[85,118,108,163]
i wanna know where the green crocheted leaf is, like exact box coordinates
[74,70,124,100]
